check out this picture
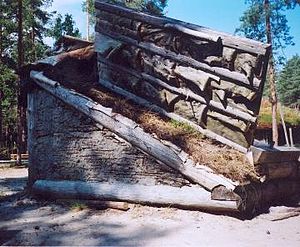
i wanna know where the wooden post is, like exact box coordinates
[17,0,25,166]
[289,128,295,147]
[279,103,290,147]
[0,90,3,147]
[86,0,90,41]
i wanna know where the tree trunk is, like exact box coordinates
[0,90,3,147]
[86,0,90,41]
[17,0,25,165]
[264,0,278,146]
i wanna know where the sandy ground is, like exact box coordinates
[1,168,300,246]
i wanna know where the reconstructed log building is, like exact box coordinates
[23,1,300,215]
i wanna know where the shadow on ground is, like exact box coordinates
[0,193,176,246]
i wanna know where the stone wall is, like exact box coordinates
[27,89,189,187]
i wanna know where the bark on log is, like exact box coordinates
[95,0,270,55]
[32,180,239,212]
[98,56,257,123]
[30,71,237,190]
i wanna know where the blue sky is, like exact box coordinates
[48,0,300,60]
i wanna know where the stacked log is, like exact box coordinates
[94,0,271,151]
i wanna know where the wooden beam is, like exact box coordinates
[32,180,240,212]
[30,71,237,190]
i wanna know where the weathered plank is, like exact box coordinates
[248,146,300,165]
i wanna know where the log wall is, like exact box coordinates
[27,88,190,187]
[94,1,271,149]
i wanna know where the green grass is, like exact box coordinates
[169,119,196,133]
[70,201,88,211]
[258,100,300,127]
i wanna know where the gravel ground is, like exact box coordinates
[1,168,300,246]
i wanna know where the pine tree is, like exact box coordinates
[277,55,300,107]
[0,0,53,157]
[49,13,81,42]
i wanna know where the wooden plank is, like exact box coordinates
[94,0,269,55]
[32,180,239,212]
[30,71,238,190]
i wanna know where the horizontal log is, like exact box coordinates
[94,31,256,89]
[95,0,269,55]
[30,71,237,190]
[97,56,257,123]
[97,74,248,153]
[32,180,239,212]
[95,4,221,43]
[164,23,221,43]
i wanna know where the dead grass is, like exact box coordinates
[83,86,258,183]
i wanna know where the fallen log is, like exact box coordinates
[32,180,239,212]
[55,199,130,211]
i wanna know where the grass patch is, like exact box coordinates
[70,201,88,212]
[258,99,300,127]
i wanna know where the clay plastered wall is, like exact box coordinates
[27,89,189,187]
[95,1,270,149]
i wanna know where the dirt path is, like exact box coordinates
[1,168,300,246]
[0,167,28,196]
